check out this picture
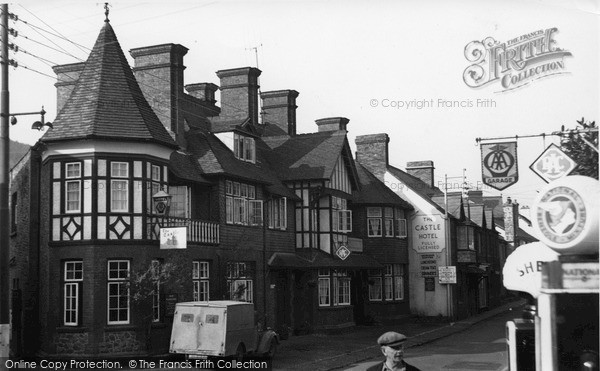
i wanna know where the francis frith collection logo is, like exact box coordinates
[463,27,572,92]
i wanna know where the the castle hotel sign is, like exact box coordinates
[412,215,445,253]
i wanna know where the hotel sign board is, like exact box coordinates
[412,215,445,253]
[160,227,187,249]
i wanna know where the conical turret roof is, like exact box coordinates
[42,21,177,148]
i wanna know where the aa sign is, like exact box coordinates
[480,142,519,190]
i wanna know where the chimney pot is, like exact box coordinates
[52,62,86,113]
[216,67,261,125]
[406,161,435,189]
[261,90,299,136]
[315,117,349,132]
[186,83,219,104]
[355,133,389,182]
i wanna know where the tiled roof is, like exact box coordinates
[261,131,353,182]
[185,130,298,199]
[41,21,176,148]
[431,193,464,219]
[169,151,211,184]
[467,204,486,228]
[353,163,413,209]
[387,165,446,214]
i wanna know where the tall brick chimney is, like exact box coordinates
[130,44,188,144]
[216,67,261,125]
[315,117,349,132]
[503,197,519,246]
[52,62,86,113]
[406,161,435,188]
[185,83,219,105]
[355,134,389,182]
[261,90,299,136]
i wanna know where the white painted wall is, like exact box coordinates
[384,171,452,317]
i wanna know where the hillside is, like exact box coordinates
[9,140,31,168]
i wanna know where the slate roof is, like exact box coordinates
[353,163,413,209]
[467,204,486,228]
[185,130,297,199]
[169,151,211,184]
[261,131,357,183]
[387,165,446,214]
[431,193,464,219]
[41,21,177,148]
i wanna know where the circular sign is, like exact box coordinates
[502,242,559,297]
[532,175,599,254]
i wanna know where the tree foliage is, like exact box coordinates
[560,118,598,179]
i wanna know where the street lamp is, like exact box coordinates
[9,106,53,131]
[152,190,172,216]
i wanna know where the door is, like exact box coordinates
[351,270,366,324]
[273,270,291,339]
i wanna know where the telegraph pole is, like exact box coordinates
[0,2,11,358]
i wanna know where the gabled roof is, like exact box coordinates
[42,21,177,148]
[185,130,297,199]
[353,163,412,209]
[431,193,464,219]
[467,204,486,228]
[261,131,358,186]
[387,165,446,214]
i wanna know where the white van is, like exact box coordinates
[169,301,279,359]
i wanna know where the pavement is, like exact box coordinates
[272,298,526,371]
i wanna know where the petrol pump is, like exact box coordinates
[503,175,599,371]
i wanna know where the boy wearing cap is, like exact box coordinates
[366,331,421,371]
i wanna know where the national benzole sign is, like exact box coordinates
[480,142,518,190]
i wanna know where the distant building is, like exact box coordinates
[356,134,514,319]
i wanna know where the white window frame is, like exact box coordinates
[248,200,263,226]
[394,264,404,300]
[64,261,83,326]
[384,207,394,237]
[65,180,81,213]
[384,264,394,300]
[65,162,81,179]
[193,261,210,302]
[170,185,190,218]
[226,181,261,226]
[110,162,129,212]
[396,219,408,238]
[234,134,256,163]
[107,260,130,325]
[227,262,253,303]
[318,269,330,307]
[334,269,351,306]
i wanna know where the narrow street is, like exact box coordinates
[346,308,518,371]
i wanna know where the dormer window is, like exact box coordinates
[233,133,256,163]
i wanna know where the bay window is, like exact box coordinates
[110,162,129,212]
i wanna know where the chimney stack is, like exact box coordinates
[52,62,86,113]
[406,161,435,188]
[355,134,389,182]
[185,83,219,105]
[315,117,349,132]
[216,67,261,125]
[130,43,188,144]
[261,90,299,136]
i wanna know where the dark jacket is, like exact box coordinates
[365,361,421,371]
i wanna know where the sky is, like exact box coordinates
[5,0,599,209]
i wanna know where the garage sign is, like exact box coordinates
[481,142,518,190]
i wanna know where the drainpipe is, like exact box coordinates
[444,174,454,320]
